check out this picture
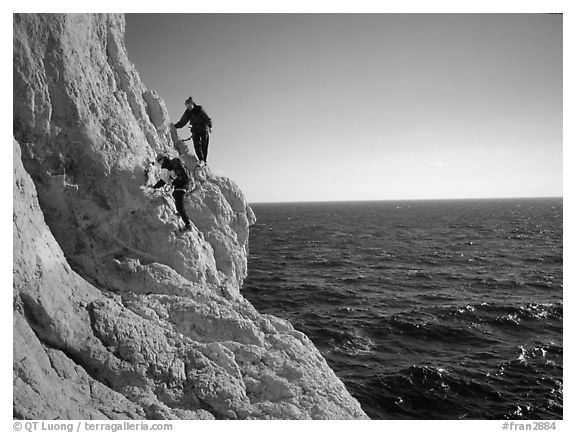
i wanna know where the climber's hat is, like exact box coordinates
[185,96,194,106]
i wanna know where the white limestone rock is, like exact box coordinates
[13,13,369,421]
[143,89,169,129]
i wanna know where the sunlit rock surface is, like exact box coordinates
[12,13,369,420]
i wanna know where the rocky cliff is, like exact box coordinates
[12,13,369,420]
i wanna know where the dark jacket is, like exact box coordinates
[153,158,190,191]
[174,105,212,130]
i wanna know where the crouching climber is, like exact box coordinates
[152,155,192,232]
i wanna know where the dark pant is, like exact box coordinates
[172,190,190,227]
[192,128,210,163]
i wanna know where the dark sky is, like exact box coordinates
[125,13,562,202]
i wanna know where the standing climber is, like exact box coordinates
[171,96,212,166]
[152,155,192,232]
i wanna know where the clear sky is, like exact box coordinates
[125,13,562,203]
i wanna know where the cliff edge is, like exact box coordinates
[12,13,369,420]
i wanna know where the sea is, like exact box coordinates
[242,198,563,420]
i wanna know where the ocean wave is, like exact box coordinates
[437,302,563,322]
[329,330,376,357]
[352,365,507,419]
[244,199,563,419]
[309,258,349,268]
[347,360,562,419]
[364,311,495,347]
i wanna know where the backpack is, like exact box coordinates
[170,158,191,190]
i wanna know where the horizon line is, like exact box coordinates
[248,195,563,205]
